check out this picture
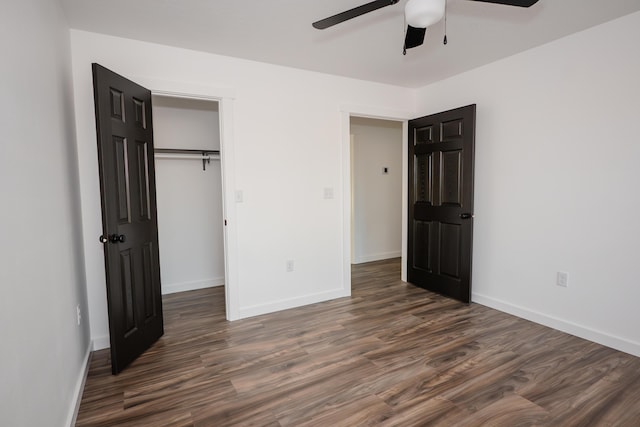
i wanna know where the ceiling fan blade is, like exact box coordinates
[471,0,539,7]
[404,25,427,50]
[313,0,399,30]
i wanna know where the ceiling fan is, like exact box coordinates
[312,0,540,54]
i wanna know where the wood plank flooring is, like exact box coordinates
[76,259,640,426]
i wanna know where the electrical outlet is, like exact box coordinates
[76,304,81,326]
[557,272,568,288]
[286,260,294,272]
[323,187,334,200]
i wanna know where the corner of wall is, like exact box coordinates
[64,341,93,427]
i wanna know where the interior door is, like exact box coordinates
[407,104,476,303]
[93,63,164,374]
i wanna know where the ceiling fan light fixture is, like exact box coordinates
[405,0,446,28]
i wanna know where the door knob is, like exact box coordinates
[109,234,126,243]
[99,235,108,244]
[460,213,474,219]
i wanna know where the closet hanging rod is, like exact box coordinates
[154,154,220,160]
[154,148,220,171]
[154,148,220,155]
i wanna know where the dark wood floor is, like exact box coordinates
[76,259,640,426]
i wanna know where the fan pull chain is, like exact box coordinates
[443,0,448,45]
[403,13,407,55]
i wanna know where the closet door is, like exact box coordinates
[93,63,164,374]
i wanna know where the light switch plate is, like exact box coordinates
[323,187,334,199]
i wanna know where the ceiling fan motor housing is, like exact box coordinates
[405,0,446,28]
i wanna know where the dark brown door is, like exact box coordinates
[408,104,476,303]
[93,63,164,374]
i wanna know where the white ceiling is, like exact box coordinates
[60,0,640,88]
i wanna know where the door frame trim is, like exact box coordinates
[340,105,415,289]
[133,77,239,321]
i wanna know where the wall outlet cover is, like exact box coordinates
[557,271,569,287]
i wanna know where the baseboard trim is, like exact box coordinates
[352,251,402,265]
[238,288,350,320]
[472,292,640,358]
[161,277,225,295]
[92,335,110,351]
[65,341,92,427]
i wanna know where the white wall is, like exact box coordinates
[68,30,416,347]
[350,117,403,264]
[153,96,225,294]
[0,1,91,426]
[416,11,640,356]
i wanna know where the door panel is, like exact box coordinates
[119,250,136,335]
[93,63,164,374]
[412,220,433,272]
[142,242,155,320]
[441,150,462,206]
[442,118,463,139]
[414,153,433,204]
[408,104,476,303]
[133,97,147,128]
[439,222,461,278]
[136,141,151,220]
[114,136,131,222]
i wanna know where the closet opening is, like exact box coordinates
[151,94,226,312]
